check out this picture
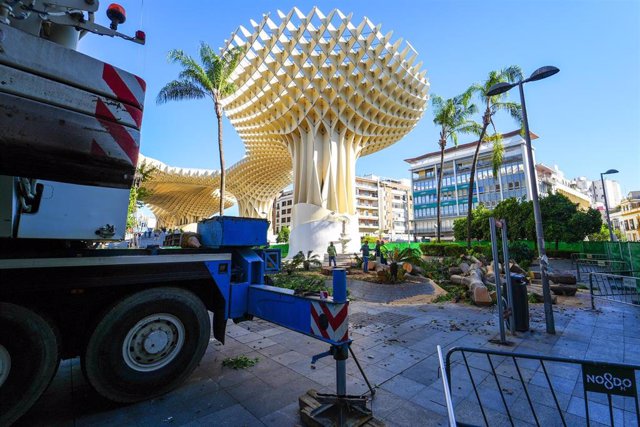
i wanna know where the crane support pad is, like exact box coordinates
[247,285,349,346]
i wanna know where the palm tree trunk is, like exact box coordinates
[436,142,445,242]
[466,107,491,248]
[215,101,225,216]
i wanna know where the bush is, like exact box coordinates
[469,245,492,262]
[419,243,467,257]
[269,273,328,294]
[507,241,535,270]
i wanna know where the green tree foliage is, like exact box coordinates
[567,207,603,243]
[465,66,523,247]
[493,197,535,240]
[431,91,479,242]
[276,226,290,243]
[453,204,492,241]
[588,224,623,241]
[540,193,576,248]
[127,164,156,231]
[157,43,245,216]
[455,195,603,248]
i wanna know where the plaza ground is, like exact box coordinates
[16,285,640,426]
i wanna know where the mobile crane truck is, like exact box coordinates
[0,2,368,425]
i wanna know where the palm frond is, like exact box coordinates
[156,80,207,105]
[167,49,202,74]
[502,65,523,83]
[457,121,483,136]
[431,94,445,112]
[493,101,522,125]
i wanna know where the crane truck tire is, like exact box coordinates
[0,303,60,426]
[83,287,210,403]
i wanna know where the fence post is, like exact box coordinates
[500,219,515,334]
[490,218,507,344]
[577,261,581,282]
[589,273,595,310]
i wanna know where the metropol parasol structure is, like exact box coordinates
[141,7,429,256]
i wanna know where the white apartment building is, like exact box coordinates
[356,174,414,241]
[271,189,293,234]
[592,179,623,209]
[272,177,413,241]
[536,164,593,210]
[406,130,537,240]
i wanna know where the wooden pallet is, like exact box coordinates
[298,390,385,427]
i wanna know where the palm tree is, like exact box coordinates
[381,247,422,282]
[157,42,245,216]
[293,251,322,271]
[464,66,523,247]
[431,91,479,242]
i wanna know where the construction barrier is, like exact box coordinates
[439,345,640,427]
[589,272,640,309]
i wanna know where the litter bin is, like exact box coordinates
[509,274,529,332]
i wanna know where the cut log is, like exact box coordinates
[410,264,425,276]
[551,284,578,296]
[180,232,201,248]
[449,266,463,275]
[451,268,491,306]
[509,261,527,275]
[549,273,577,285]
[402,262,413,273]
[459,262,470,273]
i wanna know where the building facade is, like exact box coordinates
[273,176,413,241]
[355,175,414,241]
[536,164,593,210]
[591,179,623,209]
[611,191,640,241]
[355,175,380,236]
[272,189,293,234]
[405,130,538,240]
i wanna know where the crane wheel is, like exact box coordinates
[83,287,210,403]
[0,303,60,426]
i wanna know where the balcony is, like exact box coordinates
[357,194,378,201]
[357,203,379,210]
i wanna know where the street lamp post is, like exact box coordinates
[600,169,619,241]
[487,66,559,335]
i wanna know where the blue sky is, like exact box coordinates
[82,0,639,199]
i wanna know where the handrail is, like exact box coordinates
[436,345,457,427]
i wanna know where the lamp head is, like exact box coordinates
[526,66,560,82]
[486,82,516,97]
[603,169,619,175]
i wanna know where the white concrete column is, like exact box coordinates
[287,122,361,258]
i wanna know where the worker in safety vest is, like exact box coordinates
[327,242,337,267]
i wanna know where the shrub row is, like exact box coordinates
[419,243,469,257]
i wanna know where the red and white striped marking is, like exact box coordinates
[92,64,146,165]
[310,301,348,343]
[102,64,146,110]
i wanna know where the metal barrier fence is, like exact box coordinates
[576,259,630,282]
[439,345,640,427]
[571,253,609,266]
[589,272,640,309]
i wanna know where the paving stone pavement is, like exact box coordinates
[14,289,640,427]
